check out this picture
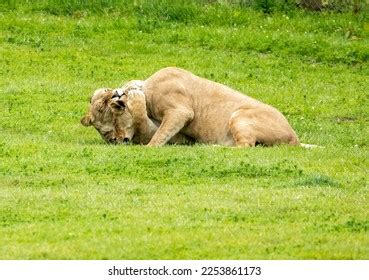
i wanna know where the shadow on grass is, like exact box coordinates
[295,174,340,187]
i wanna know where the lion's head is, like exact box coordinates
[80,88,134,144]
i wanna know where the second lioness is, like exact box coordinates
[110,67,299,147]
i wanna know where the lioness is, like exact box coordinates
[105,67,299,147]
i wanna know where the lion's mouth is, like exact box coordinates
[107,137,132,145]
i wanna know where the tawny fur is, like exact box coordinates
[108,67,299,147]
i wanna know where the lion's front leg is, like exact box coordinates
[147,108,194,147]
[125,89,158,144]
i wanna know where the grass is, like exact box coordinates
[0,1,368,259]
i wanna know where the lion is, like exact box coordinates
[103,67,300,147]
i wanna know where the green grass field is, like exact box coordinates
[0,1,368,259]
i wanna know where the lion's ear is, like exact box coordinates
[81,114,93,126]
[110,99,126,112]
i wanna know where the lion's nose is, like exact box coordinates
[112,89,124,99]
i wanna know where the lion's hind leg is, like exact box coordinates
[229,107,298,147]
[229,109,257,147]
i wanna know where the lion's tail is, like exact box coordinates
[300,143,323,149]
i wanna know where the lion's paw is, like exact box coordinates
[126,88,145,98]
[126,89,147,114]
